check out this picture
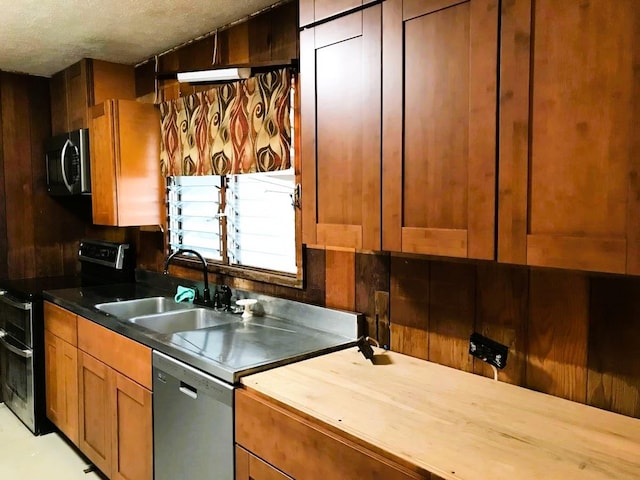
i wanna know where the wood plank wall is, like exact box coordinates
[0,72,90,279]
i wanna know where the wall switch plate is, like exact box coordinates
[469,333,508,370]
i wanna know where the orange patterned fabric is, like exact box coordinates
[159,68,291,176]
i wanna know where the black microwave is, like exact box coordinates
[45,129,91,196]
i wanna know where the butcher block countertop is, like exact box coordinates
[240,347,640,480]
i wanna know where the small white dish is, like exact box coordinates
[236,298,258,318]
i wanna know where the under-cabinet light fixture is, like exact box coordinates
[176,67,251,83]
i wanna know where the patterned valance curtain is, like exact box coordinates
[159,68,291,176]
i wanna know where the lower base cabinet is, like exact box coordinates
[78,351,153,480]
[44,302,152,480]
[235,389,428,480]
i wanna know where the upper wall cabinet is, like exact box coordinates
[50,59,136,136]
[299,0,379,27]
[301,5,382,250]
[498,0,640,274]
[382,0,499,260]
[90,99,161,227]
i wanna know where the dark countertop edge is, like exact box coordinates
[42,284,355,385]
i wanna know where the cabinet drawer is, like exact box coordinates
[44,301,77,346]
[236,389,425,480]
[77,316,152,390]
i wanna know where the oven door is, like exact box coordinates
[0,330,34,432]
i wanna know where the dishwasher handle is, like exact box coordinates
[179,382,198,400]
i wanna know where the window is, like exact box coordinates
[167,169,298,277]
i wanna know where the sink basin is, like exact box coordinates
[128,308,238,334]
[95,297,193,318]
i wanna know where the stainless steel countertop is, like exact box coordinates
[43,283,358,384]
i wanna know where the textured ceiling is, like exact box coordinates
[0,0,281,77]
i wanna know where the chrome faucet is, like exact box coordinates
[163,249,211,306]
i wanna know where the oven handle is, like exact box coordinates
[0,290,32,310]
[0,329,33,358]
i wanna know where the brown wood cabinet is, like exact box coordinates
[50,59,135,135]
[236,389,426,480]
[44,302,79,444]
[498,0,640,275]
[43,303,153,480]
[299,0,378,27]
[382,0,499,260]
[90,99,161,227]
[301,5,382,250]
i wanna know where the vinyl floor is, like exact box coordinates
[0,403,103,479]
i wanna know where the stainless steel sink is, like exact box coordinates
[95,297,193,318]
[128,308,238,334]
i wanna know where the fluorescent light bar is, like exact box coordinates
[176,68,251,83]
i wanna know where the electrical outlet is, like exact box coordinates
[469,333,508,370]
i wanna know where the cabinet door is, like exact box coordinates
[382,0,498,259]
[111,370,153,480]
[66,60,91,132]
[499,0,640,274]
[44,332,79,444]
[236,446,292,480]
[301,5,381,250]
[78,351,112,477]
[90,99,161,227]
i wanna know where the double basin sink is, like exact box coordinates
[95,297,238,334]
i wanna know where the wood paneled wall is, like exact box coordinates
[0,72,90,279]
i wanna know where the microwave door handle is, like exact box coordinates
[0,330,33,359]
[60,139,73,193]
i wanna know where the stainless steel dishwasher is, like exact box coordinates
[153,350,234,480]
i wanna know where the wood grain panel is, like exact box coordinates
[390,255,429,330]
[402,228,467,257]
[497,0,531,264]
[314,0,361,25]
[355,252,390,342]
[313,6,381,250]
[77,316,152,390]
[236,445,250,480]
[249,453,293,480]
[428,262,475,372]
[0,76,6,278]
[467,0,498,260]
[526,234,626,274]
[45,331,79,445]
[111,100,161,227]
[317,223,362,249]
[390,324,428,360]
[91,59,135,105]
[325,248,356,310]
[111,371,153,480]
[527,270,588,403]
[78,351,112,477]
[44,301,78,346]
[588,276,640,418]
[403,4,469,231]
[1,73,36,278]
[300,27,317,246]
[236,389,425,480]
[529,1,632,239]
[381,0,403,252]
[474,264,528,385]
[304,247,326,306]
